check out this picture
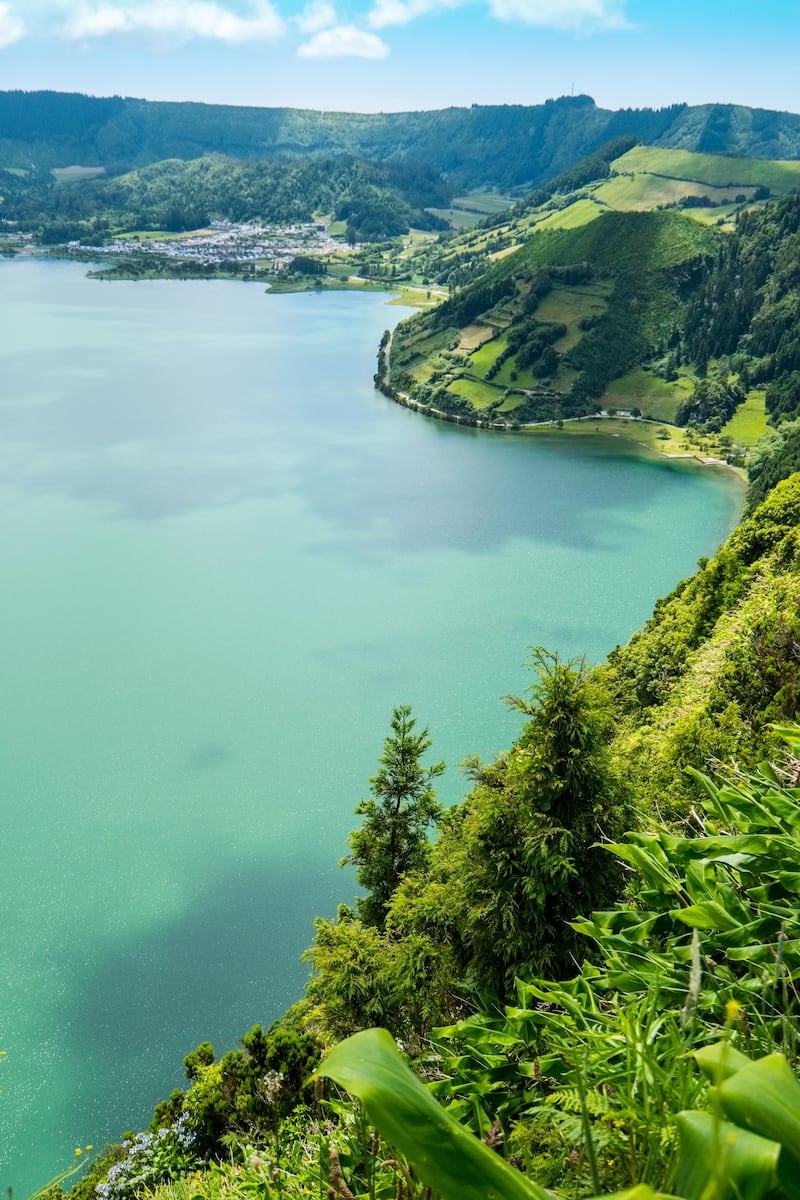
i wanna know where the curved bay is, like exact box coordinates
[0,259,742,1191]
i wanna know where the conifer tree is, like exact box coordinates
[342,705,445,928]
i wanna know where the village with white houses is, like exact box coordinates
[1,220,346,272]
[71,219,343,269]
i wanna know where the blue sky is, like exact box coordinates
[1,0,799,114]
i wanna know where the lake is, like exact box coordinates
[0,258,741,1192]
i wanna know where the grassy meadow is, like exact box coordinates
[612,144,800,192]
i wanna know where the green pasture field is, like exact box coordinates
[521,415,690,456]
[493,357,538,389]
[266,275,385,294]
[450,191,513,215]
[534,281,611,351]
[612,145,800,193]
[459,324,495,350]
[470,333,507,376]
[604,368,694,422]
[681,206,740,228]
[52,166,105,181]
[392,326,455,379]
[532,198,604,231]
[496,392,525,412]
[448,377,504,409]
[386,287,442,308]
[116,228,211,241]
[723,389,769,448]
[488,244,523,261]
[594,173,756,212]
[427,208,482,229]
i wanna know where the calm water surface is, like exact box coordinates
[0,259,742,1190]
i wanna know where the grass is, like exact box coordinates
[52,165,105,180]
[459,324,495,350]
[466,281,609,392]
[723,389,769,448]
[427,208,483,230]
[448,377,504,409]
[522,415,692,458]
[497,392,526,412]
[681,206,741,229]
[604,368,695,422]
[594,173,755,212]
[534,281,611,351]
[116,228,213,241]
[532,198,604,231]
[266,275,387,294]
[612,145,800,193]
[385,287,441,308]
[469,333,507,376]
[468,334,542,392]
[488,244,523,261]
[493,358,538,388]
[450,191,513,215]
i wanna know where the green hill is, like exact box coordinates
[0,153,450,242]
[7,90,800,194]
[386,209,719,423]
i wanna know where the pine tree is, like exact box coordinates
[342,706,445,928]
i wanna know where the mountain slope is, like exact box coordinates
[6,90,800,193]
[387,209,718,423]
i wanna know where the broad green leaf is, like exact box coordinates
[772,724,800,757]
[674,902,743,932]
[315,1028,552,1200]
[603,841,684,894]
[725,938,800,962]
[599,1189,669,1200]
[674,1110,780,1200]
[716,1053,800,1162]
[693,1041,752,1083]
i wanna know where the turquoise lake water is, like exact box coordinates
[0,258,742,1191]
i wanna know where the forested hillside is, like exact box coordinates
[379,150,800,478]
[0,153,449,242]
[6,90,800,191]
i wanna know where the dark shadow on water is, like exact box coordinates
[0,310,740,556]
[60,853,344,1145]
[187,740,235,773]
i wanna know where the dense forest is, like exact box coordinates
[6,90,800,191]
[0,154,449,242]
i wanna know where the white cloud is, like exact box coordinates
[298,22,389,57]
[487,0,629,28]
[296,0,336,32]
[63,0,285,43]
[368,0,462,29]
[0,2,25,46]
[368,0,627,28]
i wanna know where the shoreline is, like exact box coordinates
[378,380,747,482]
[12,252,748,482]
